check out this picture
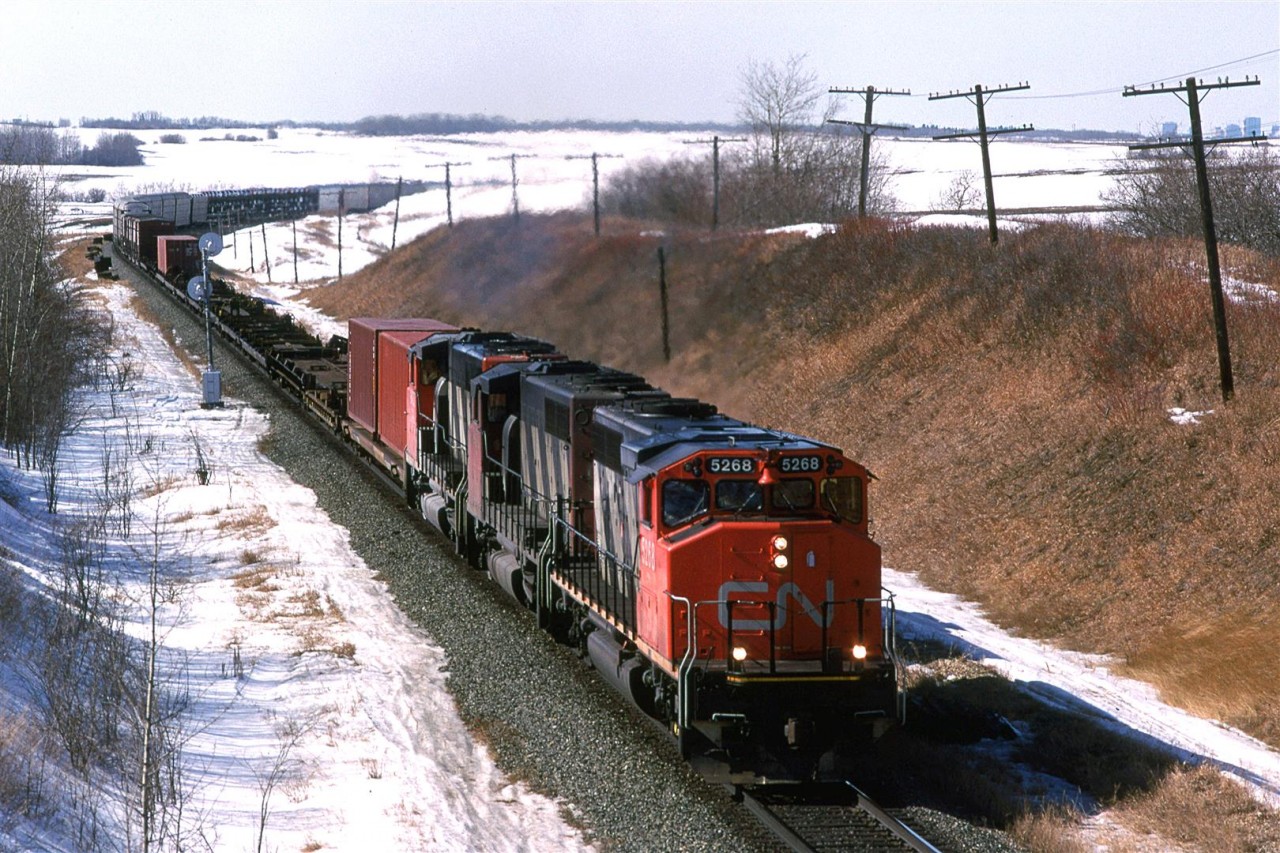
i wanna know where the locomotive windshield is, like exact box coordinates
[771,479,815,510]
[820,476,863,524]
[716,480,763,512]
[662,479,709,527]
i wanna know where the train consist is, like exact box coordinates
[109,194,904,779]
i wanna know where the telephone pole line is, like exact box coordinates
[566,152,622,235]
[1123,74,1262,402]
[828,85,910,217]
[426,161,470,227]
[683,135,746,230]
[930,82,1033,244]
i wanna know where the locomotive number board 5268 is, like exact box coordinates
[780,455,823,473]
[707,457,756,474]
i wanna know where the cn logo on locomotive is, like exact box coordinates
[716,580,836,631]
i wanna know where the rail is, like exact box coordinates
[736,782,942,853]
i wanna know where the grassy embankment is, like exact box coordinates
[307,212,1280,746]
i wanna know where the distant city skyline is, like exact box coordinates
[2,1,1276,133]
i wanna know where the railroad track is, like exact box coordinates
[737,782,942,853]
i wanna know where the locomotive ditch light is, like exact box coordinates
[852,644,868,660]
[732,646,748,662]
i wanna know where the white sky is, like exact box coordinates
[4,0,1277,132]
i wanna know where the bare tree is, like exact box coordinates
[729,54,895,226]
[737,53,831,176]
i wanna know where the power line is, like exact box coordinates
[1004,47,1279,101]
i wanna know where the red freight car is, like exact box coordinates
[346,318,457,483]
[156,235,201,281]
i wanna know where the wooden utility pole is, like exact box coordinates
[1123,74,1262,402]
[391,176,403,249]
[683,135,746,230]
[658,246,671,362]
[291,219,298,284]
[426,162,469,227]
[930,82,1033,244]
[337,188,344,280]
[566,152,622,235]
[489,154,531,223]
[828,85,910,216]
[260,223,271,283]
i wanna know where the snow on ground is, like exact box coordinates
[0,278,589,851]
[887,567,1280,807]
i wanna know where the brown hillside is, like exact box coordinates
[307,213,1280,744]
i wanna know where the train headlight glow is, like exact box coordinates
[772,553,789,570]
[771,535,789,551]
[852,644,868,660]
[732,646,748,662]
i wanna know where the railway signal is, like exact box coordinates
[195,231,224,407]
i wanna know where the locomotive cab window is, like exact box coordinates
[662,479,709,528]
[639,479,654,527]
[771,479,815,511]
[715,480,763,513]
[820,476,863,524]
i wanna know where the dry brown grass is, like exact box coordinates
[1113,764,1280,851]
[1008,806,1093,853]
[216,505,274,538]
[138,474,183,497]
[232,564,278,593]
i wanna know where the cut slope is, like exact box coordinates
[307,212,1280,744]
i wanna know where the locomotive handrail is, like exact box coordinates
[679,594,899,676]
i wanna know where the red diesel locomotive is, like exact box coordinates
[347,318,903,777]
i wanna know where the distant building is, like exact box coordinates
[1244,116,1262,137]
[1161,121,1179,137]
[1225,123,1242,138]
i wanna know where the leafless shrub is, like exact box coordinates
[190,429,211,485]
[97,438,134,538]
[253,715,315,853]
[932,169,982,212]
[1105,146,1280,256]
[0,711,51,820]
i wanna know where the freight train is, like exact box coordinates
[108,194,904,780]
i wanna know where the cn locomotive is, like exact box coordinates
[110,191,904,780]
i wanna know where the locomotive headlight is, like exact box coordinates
[772,553,789,570]
[771,535,789,552]
[732,646,748,662]
[852,644,868,661]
